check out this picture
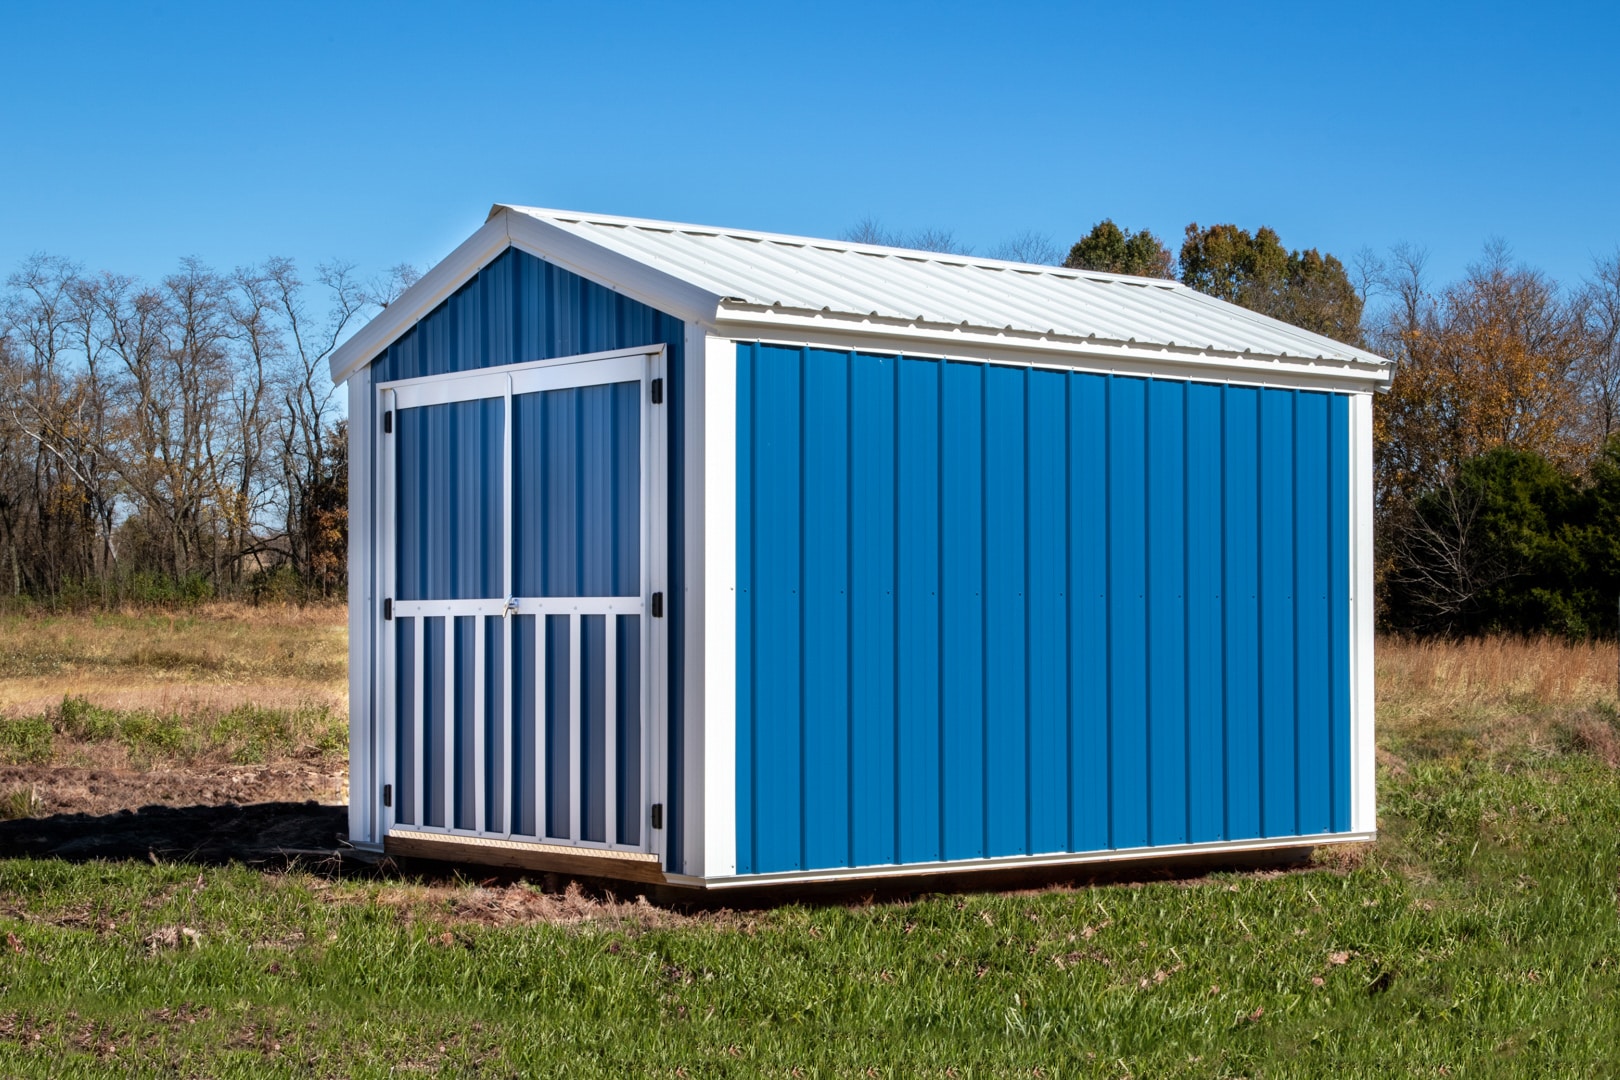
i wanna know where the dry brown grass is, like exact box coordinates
[0,604,349,812]
[0,602,346,715]
[1377,635,1620,764]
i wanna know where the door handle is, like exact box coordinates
[503,596,519,618]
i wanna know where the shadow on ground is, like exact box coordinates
[0,801,347,866]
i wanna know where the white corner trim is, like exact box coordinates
[695,333,738,878]
[1349,391,1377,834]
[346,366,375,847]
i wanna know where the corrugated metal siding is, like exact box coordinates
[372,247,682,865]
[512,382,641,597]
[735,343,1353,875]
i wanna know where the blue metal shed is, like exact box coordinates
[329,206,1392,888]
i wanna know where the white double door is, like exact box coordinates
[375,347,666,856]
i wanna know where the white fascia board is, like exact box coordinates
[328,209,728,387]
[499,209,724,328]
[666,830,1375,890]
[328,217,513,386]
[712,310,1393,395]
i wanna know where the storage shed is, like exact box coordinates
[329,206,1393,889]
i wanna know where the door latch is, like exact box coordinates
[503,595,519,618]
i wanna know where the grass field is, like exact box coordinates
[1,611,1618,1076]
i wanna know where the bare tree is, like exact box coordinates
[842,219,973,255]
[987,230,1062,266]
[1578,250,1620,444]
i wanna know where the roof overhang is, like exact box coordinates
[327,206,725,385]
[330,205,1394,392]
[710,304,1394,391]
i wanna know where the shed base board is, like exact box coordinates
[385,829,1373,894]
[672,830,1377,891]
[384,830,667,886]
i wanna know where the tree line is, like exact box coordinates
[857,217,1620,638]
[7,219,1619,634]
[0,253,415,607]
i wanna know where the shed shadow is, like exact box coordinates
[0,801,350,869]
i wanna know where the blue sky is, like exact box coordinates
[3,1,1617,303]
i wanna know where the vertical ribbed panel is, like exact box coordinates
[372,246,684,867]
[512,382,641,598]
[736,343,1355,875]
[395,399,504,601]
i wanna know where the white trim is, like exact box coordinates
[385,352,647,408]
[568,611,582,842]
[534,613,547,838]
[375,345,664,854]
[376,343,660,393]
[605,613,618,847]
[679,322,706,877]
[346,366,375,846]
[473,615,486,834]
[328,217,513,385]
[647,345,670,867]
[1349,392,1378,835]
[499,373,514,836]
[392,597,644,618]
[503,211,722,327]
[387,828,663,864]
[696,333,738,877]
[442,615,455,829]
[378,386,398,837]
[713,319,1390,394]
[668,830,1376,890]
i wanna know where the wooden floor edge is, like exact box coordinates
[384,832,667,885]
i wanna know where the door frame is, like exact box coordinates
[373,344,669,865]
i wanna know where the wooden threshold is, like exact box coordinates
[384,829,666,885]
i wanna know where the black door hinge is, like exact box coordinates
[383,409,393,434]
[383,598,393,620]
[651,592,663,618]
[650,803,663,830]
[650,378,663,404]
[382,784,392,808]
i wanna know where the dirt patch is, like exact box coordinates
[353,879,736,931]
[0,762,343,819]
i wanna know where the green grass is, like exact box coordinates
[0,733,1617,1076]
[0,696,346,767]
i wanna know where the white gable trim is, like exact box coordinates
[328,217,508,385]
[328,208,726,386]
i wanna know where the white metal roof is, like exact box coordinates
[328,205,1393,386]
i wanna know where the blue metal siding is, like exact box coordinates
[848,352,897,868]
[512,382,640,598]
[736,344,1355,874]
[372,246,685,867]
